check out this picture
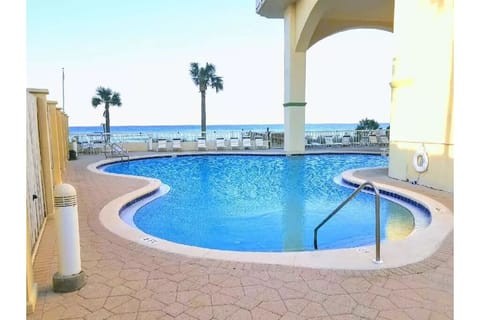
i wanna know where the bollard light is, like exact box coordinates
[72,138,78,154]
[52,183,86,292]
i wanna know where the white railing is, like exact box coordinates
[70,129,389,150]
[70,129,272,144]
[304,129,389,147]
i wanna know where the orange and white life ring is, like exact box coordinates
[413,146,429,173]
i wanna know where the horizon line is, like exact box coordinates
[69,121,390,127]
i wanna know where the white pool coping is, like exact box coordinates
[89,154,453,270]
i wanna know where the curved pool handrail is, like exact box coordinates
[313,181,382,264]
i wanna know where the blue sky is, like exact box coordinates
[27,0,393,127]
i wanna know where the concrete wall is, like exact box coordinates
[388,0,454,192]
[122,139,268,152]
[27,89,70,313]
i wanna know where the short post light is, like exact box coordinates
[52,183,86,292]
[72,138,78,154]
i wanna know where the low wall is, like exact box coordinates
[79,139,269,153]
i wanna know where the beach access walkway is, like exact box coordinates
[28,150,453,320]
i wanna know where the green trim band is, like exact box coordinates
[390,78,414,88]
[283,102,307,107]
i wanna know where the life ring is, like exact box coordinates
[413,147,429,173]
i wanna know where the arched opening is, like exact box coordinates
[305,29,393,127]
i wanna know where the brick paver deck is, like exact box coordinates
[28,152,453,320]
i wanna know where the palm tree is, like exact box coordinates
[91,86,122,139]
[189,62,224,137]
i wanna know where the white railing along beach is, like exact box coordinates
[70,129,389,152]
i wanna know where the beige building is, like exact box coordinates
[256,0,454,192]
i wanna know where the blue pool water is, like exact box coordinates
[104,154,421,252]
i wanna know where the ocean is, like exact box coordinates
[69,123,389,142]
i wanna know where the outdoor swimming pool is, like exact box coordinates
[103,154,430,252]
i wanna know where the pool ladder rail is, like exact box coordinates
[104,143,130,161]
[313,181,383,264]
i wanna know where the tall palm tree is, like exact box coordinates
[189,62,224,137]
[91,86,122,139]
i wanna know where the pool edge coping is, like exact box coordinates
[89,153,453,270]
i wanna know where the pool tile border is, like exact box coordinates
[341,178,431,216]
[89,153,453,270]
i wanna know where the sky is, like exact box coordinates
[27,0,393,127]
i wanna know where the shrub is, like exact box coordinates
[355,118,380,131]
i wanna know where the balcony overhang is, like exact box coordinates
[256,0,393,50]
[256,0,297,18]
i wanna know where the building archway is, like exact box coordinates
[257,0,454,192]
[305,29,393,125]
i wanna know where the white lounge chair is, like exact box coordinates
[368,135,378,145]
[242,137,252,149]
[379,135,389,146]
[255,137,266,149]
[325,136,334,147]
[342,136,352,147]
[157,139,167,152]
[305,137,313,149]
[92,140,105,154]
[306,136,321,149]
[216,137,226,150]
[79,139,92,154]
[230,137,240,150]
[172,138,182,151]
[197,138,207,151]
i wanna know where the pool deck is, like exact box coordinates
[28,150,453,320]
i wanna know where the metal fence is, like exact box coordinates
[70,129,389,150]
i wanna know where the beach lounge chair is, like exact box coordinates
[216,137,226,150]
[230,137,240,150]
[359,132,370,146]
[305,136,321,149]
[305,137,313,149]
[78,140,91,154]
[92,140,105,154]
[172,138,182,151]
[342,135,352,147]
[324,136,334,147]
[157,139,167,152]
[379,135,389,146]
[368,135,378,146]
[305,140,311,149]
[242,137,252,149]
[255,137,266,149]
[197,137,207,151]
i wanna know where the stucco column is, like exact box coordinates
[388,0,454,192]
[284,4,307,154]
[29,89,55,216]
[48,101,62,185]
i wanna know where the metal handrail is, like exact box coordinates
[313,181,383,264]
[106,142,129,161]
